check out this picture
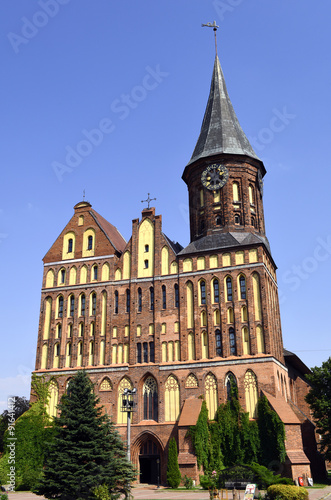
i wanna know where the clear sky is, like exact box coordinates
[1,1,330,412]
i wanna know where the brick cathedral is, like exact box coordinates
[32,52,325,484]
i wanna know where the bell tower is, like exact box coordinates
[182,56,267,243]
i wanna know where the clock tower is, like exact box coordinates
[182,56,266,242]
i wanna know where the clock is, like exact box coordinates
[201,164,229,191]
[257,169,264,197]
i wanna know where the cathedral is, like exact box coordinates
[32,49,324,485]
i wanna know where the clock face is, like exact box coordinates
[257,169,264,197]
[201,164,229,191]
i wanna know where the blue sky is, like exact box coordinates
[1,1,330,412]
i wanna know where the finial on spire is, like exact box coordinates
[202,20,219,55]
[83,189,85,201]
[141,193,156,209]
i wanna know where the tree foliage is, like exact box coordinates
[257,395,286,468]
[305,357,331,461]
[166,437,181,488]
[35,370,135,500]
[189,401,211,470]
[0,396,29,453]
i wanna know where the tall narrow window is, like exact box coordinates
[88,235,93,250]
[91,293,96,315]
[239,275,246,300]
[174,284,179,308]
[150,287,154,310]
[69,295,74,317]
[229,327,236,355]
[143,342,148,363]
[137,343,142,363]
[200,280,206,305]
[126,289,130,313]
[143,376,158,421]
[215,329,222,356]
[58,296,64,318]
[149,342,155,363]
[137,288,142,312]
[213,279,219,303]
[93,265,98,280]
[61,269,65,284]
[226,277,233,301]
[162,285,166,309]
[57,324,62,339]
[81,294,85,316]
[114,291,118,314]
[68,238,73,253]
[234,214,241,225]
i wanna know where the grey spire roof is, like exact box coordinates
[187,55,260,166]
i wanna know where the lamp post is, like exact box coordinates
[120,387,137,462]
[156,457,160,488]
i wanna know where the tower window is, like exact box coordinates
[137,343,142,363]
[234,214,241,225]
[137,287,142,312]
[91,293,96,315]
[60,269,65,284]
[150,287,154,310]
[239,275,246,300]
[58,296,64,318]
[174,284,179,308]
[144,259,149,269]
[70,295,74,317]
[114,290,118,314]
[162,285,166,309]
[226,277,233,301]
[143,342,148,363]
[200,220,205,233]
[200,280,206,305]
[215,329,222,356]
[87,235,93,250]
[216,215,222,226]
[126,289,130,313]
[68,238,73,253]
[145,244,149,252]
[93,265,98,280]
[229,327,236,355]
[149,342,155,363]
[213,279,219,303]
[57,324,62,339]
[251,216,256,228]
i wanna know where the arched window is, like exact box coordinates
[89,341,94,365]
[91,292,96,316]
[65,342,72,367]
[252,273,262,321]
[213,278,220,303]
[183,258,193,272]
[239,275,246,300]
[244,370,258,418]
[126,289,130,313]
[162,342,167,362]
[216,215,222,226]
[41,343,48,369]
[101,263,110,281]
[164,375,180,422]
[229,327,236,355]
[93,265,98,281]
[114,290,118,314]
[197,256,205,270]
[227,307,234,324]
[43,297,52,340]
[46,269,54,287]
[234,214,241,225]
[149,342,155,363]
[174,341,180,361]
[242,326,250,355]
[174,284,179,308]
[201,331,208,358]
[215,329,222,356]
[214,309,220,325]
[201,310,207,327]
[117,377,133,424]
[69,267,77,285]
[225,372,237,400]
[69,295,74,317]
[56,323,62,339]
[137,343,142,363]
[188,332,195,360]
[60,268,65,284]
[143,342,148,363]
[58,296,64,318]
[143,377,158,421]
[77,341,83,367]
[80,265,87,284]
[241,305,248,322]
[205,373,217,420]
[199,280,206,305]
[137,288,142,312]
[161,246,169,275]
[226,277,233,301]
[162,285,166,309]
[53,343,60,368]
[99,339,105,365]
[80,294,85,316]
[150,287,154,310]
[88,235,93,250]
[185,373,198,388]
[46,380,59,418]
[256,325,265,353]
[168,341,174,362]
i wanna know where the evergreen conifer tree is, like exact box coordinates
[35,370,135,500]
[166,437,181,488]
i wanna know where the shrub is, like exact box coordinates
[249,463,293,489]
[267,484,308,500]
[183,475,194,489]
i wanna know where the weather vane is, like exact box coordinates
[202,20,219,55]
[141,193,156,209]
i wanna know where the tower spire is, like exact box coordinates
[201,20,219,55]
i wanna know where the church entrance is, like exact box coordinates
[139,439,160,485]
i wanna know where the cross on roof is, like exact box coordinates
[141,193,156,209]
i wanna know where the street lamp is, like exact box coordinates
[120,387,137,462]
[156,457,160,488]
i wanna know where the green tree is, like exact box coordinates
[257,395,286,467]
[35,370,135,500]
[189,400,211,470]
[166,437,181,488]
[0,396,29,453]
[305,357,331,461]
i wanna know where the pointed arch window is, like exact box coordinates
[81,294,86,316]
[239,275,246,300]
[137,288,142,312]
[164,375,180,422]
[88,235,93,250]
[143,376,158,421]
[150,287,154,310]
[46,381,59,418]
[215,329,222,356]
[91,293,96,315]
[205,373,217,420]
[234,214,241,225]
[93,265,98,281]
[60,269,65,284]
[137,343,142,363]
[200,280,206,305]
[58,296,64,318]
[117,377,133,424]
[229,327,236,355]
[174,284,179,308]
[126,289,130,313]
[226,277,233,301]
[68,238,73,253]
[213,279,220,303]
[244,370,258,418]
[114,290,118,314]
[69,295,75,317]
[162,285,166,309]
[225,372,237,400]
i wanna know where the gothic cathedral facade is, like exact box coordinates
[32,55,323,484]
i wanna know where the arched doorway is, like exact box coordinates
[139,438,161,485]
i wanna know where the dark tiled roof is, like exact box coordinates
[187,56,261,167]
[179,232,271,256]
[90,209,126,253]
[163,233,183,254]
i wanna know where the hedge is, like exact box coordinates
[267,484,308,500]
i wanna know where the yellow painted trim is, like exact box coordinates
[138,218,154,278]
